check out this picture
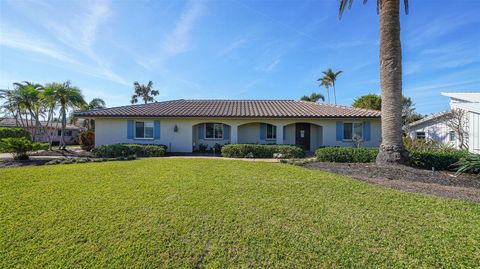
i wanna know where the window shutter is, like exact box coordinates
[224,124,230,140]
[363,121,371,141]
[127,120,134,139]
[259,123,266,140]
[198,124,204,139]
[336,121,343,141]
[154,120,161,139]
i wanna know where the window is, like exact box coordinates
[205,123,223,139]
[266,124,277,140]
[135,121,154,139]
[343,123,363,140]
[57,130,62,136]
[416,131,426,140]
[449,131,456,142]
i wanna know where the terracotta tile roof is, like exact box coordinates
[74,99,381,118]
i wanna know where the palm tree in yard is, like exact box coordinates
[318,77,332,104]
[131,81,159,104]
[319,68,342,105]
[47,81,86,149]
[300,92,325,103]
[339,0,409,164]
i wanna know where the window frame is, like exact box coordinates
[416,131,426,140]
[266,124,277,140]
[449,131,456,142]
[343,122,363,141]
[134,120,154,140]
[205,123,224,140]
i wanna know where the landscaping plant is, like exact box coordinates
[0,137,47,160]
[92,144,167,158]
[79,130,95,151]
[315,147,379,163]
[408,150,469,171]
[455,154,480,175]
[221,144,304,159]
[0,127,31,140]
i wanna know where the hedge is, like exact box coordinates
[315,147,379,163]
[0,127,30,140]
[0,137,47,160]
[221,144,305,159]
[92,144,167,158]
[409,150,469,171]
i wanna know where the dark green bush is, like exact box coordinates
[0,127,30,140]
[409,150,469,171]
[0,137,47,160]
[92,144,167,158]
[315,147,379,163]
[221,144,304,159]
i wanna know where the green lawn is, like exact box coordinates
[1,159,479,268]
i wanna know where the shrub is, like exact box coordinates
[221,144,305,159]
[197,143,208,152]
[0,127,30,140]
[315,147,379,163]
[92,144,167,158]
[455,154,480,175]
[0,137,47,160]
[408,150,469,171]
[403,136,438,152]
[79,130,95,151]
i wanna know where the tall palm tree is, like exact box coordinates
[131,81,159,104]
[339,0,409,165]
[320,69,342,105]
[300,92,325,103]
[47,81,86,149]
[318,77,331,104]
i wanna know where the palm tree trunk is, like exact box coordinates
[326,88,330,104]
[60,106,67,150]
[376,0,408,165]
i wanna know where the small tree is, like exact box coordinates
[352,94,382,110]
[444,109,468,150]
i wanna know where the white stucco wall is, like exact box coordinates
[94,117,382,152]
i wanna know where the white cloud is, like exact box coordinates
[217,37,248,57]
[162,0,204,56]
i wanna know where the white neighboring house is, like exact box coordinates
[0,118,82,145]
[74,99,383,153]
[406,92,480,154]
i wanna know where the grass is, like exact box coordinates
[1,159,479,268]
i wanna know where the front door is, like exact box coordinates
[295,123,310,150]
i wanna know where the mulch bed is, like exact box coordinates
[30,149,93,157]
[305,162,480,202]
[0,159,51,168]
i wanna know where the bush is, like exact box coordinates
[79,130,95,151]
[92,144,167,158]
[221,144,305,159]
[0,137,47,160]
[409,150,469,171]
[315,147,379,163]
[197,143,208,152]
[403,136,438,152]
[455,154,480,175]
[0,127,30,140]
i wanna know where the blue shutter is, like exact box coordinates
[154,120,160,139]
[363,121,371,141]
[224,124,230,140]
[259,123,266,140]
[127,120,134,139]
[336,121,343,141]
[198,124,204,139]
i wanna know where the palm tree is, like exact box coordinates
[46,81,86,149]
[318,77,331,104]
[300,92,325,103]
[339,0,409,165]
[131,81,159,104]
[319,69,342,105]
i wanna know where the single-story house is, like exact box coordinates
[406,92,479,154]
[0,118,82,145]
[74,99,382,152]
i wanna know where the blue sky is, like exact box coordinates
[0,0,479,115]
